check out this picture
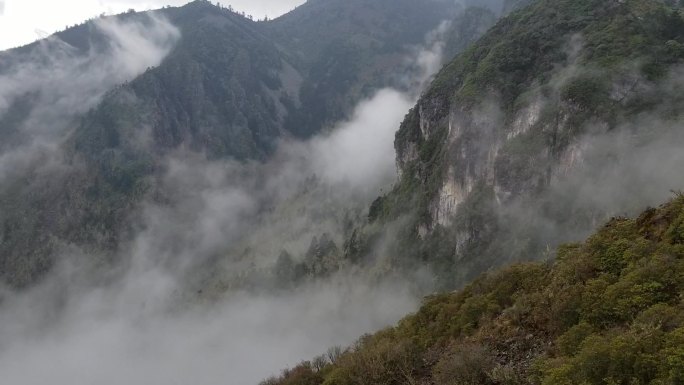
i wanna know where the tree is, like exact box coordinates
[274,250,297,287]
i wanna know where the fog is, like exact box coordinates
[0,274,417,385]
[546,109,684,221]
[0,14,179,121]
[3,4,683,385]
[0,13,179,184]
[0,12,449,385]
[531,44,684,234]
[473,39,684,268]
[309,89,413,191]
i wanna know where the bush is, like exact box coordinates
[432,344,495,385]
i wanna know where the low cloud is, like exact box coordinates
[307,90,414,193]
[305,22,449,193]
[0,272,418,385]
[0,16,450,385]
[0,13,179,122]
[548,115,684,221]
[533,61,684,237]
[0,13,179,184]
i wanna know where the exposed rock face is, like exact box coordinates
[432,165,473,227]
[508,98,543,140]
[407,94,547,230]
[380,0,684,288]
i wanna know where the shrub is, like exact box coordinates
[432,344,495,385]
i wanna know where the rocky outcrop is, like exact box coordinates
[381,0,684,288]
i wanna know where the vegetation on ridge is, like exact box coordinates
[263,194,684,385]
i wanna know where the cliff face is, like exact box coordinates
[373,0,684,288]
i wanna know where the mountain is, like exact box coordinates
[265,0,460,136]
[2,0,681,293]
[73,3,291,161]
[264,193,684,385]
[71,0,463,161]
[1,0,684,383]
[0,0,480,288]
[257,0,684,380]
[348,0,684,289]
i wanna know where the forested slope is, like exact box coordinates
[264,194,684,385]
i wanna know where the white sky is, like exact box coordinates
[0,0,305,50]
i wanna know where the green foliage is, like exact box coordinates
[266,195,684,385]
[561,74,610,111]
[371,0,684,307]
[556,322,595,356]
[432,344,496,385]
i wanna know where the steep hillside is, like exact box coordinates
[73,2,292,161]
[263,194,684,385]
[264,0,460,137]
[352,0,684,289]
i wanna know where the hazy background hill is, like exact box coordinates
[0,0,467,288]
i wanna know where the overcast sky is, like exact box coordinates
[0,0,306,50]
